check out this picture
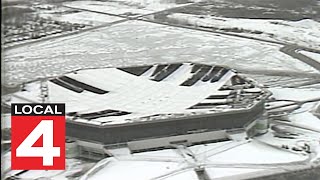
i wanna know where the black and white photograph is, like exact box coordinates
[1,0,320,179]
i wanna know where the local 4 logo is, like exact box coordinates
[11,103,66,170]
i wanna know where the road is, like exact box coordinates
[280,45,320,72]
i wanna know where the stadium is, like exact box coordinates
[4,62,271,159]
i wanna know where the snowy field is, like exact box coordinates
[63,0,194,17]
[3,20,318,86]
[39,11,124,26]
[3,155,95,180]
[167,0,320,21]
[166,13,320,48]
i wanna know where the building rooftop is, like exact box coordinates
[4,63,269,126]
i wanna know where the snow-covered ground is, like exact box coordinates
[39,11,124,26]
[3,20,318,85]
[167,13,320,48]
[78,141,307,180]
[268,87,320,131]
[63,0,193,17]
[270,87,320,101]
[4,139,309,179]
[2,153,95,180]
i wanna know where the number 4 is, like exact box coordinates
[16,120,60,166]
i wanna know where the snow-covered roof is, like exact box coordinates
[4,63,268,126]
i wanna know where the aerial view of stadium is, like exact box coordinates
[1,0,320,179]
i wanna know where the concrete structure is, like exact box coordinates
[66,100,264,145]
